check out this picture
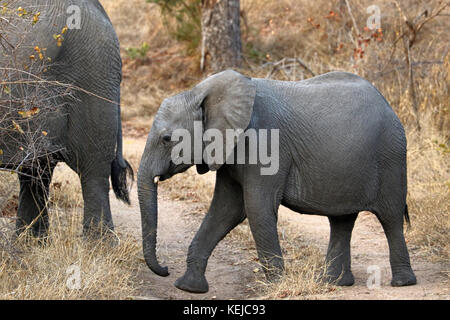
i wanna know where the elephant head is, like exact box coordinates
[138,70,256,276]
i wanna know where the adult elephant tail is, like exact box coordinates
[111,103,134,205]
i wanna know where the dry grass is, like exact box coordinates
[258,246,333,299]
[0,162,141,299]
[0,207,141,300]
[227,218,335,300]
[405,133,449,261]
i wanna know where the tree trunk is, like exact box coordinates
[201,0,242,73]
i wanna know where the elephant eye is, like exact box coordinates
[162,134,172,144]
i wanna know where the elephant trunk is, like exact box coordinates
[137,168,169,277]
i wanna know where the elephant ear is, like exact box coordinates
[194,70,256,171]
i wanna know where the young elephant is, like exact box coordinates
[138,70,416,293]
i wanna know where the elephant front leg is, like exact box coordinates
[80,174,114,236]
[175,170,246,293]
[325,213,358,286]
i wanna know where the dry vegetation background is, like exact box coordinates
[0,0,448,299]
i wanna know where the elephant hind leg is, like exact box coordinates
[325,213,358,286]
[80,172,114,236]
[374,207,416,287]
[16,161,55,239]
[373,159,416,286]
[244,183,284,281]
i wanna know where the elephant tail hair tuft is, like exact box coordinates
[111,157,134,205]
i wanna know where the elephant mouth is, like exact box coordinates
[156,161,190,182]
[158,173,172,182]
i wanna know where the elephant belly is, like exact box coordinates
[281,160,379,216]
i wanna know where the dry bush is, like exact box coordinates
[0,208,141,299]
[0,2,72,172]
[102,0,448,134]
[1,164,83,213]
[405,132,449,261]
[0,160,141,299]
[242,0,449,131]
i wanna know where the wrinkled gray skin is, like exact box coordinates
[138,70,417,293]
[0,0,132,237]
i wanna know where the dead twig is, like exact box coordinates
[388,0,450,133]
[262,58,316,79]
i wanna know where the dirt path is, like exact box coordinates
[110,187,448,300]
[112,188,258,300]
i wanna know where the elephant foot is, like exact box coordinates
[82,229,119,248]
[15,226,49,245]
[325,270,355,286]
[36,235,51,247]
[263,267,284,283]
[32,227,50,243]
[82,223,114,238]
[175,272,209,293]
[391,269,417,287]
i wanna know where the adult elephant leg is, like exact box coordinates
[376,210,416,286]
[16,161,55,238]
[175,169,246,293]
[325,213,358,286]
[375,161,416,286]
[80,163,114,235]
[243,181,284,281]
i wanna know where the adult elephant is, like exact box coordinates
[138,70,417,293]
[0,0,133,237]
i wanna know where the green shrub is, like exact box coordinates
[125,42,150,60]
[146,0,202,53]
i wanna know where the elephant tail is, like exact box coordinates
[111,103,134,205]
[111,157,134,205]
